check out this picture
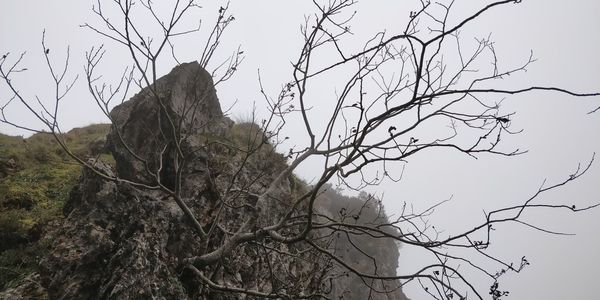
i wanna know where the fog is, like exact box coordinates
[1,1,599,299]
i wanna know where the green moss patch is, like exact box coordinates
[0,124,111,290]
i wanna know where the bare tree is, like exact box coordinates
[1,0,599,299]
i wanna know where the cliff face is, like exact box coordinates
[1,62,408,299]
[317,188,408,300]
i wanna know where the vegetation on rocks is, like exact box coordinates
[0,124,109,290]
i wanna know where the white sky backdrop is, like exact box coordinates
[1,1,599,299]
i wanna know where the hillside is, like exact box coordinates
[0,62,408,299]
[0,124,110,291]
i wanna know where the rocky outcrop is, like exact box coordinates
[106,62,230,186]
[3,62,408,299]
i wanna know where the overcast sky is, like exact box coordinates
[1,1,599,299]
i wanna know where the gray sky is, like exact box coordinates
[1,1,599,299]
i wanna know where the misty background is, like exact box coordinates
[1,1,599,299]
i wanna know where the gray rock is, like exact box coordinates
[106,61,230,186]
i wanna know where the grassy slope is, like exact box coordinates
[0,124,110,290]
